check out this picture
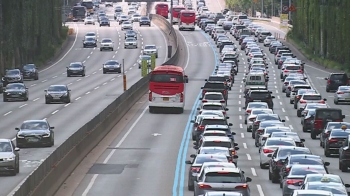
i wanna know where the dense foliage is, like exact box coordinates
[225,0,281,17]
[291,0,350,68]
[0,0,68,74]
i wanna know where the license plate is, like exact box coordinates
[109,69,114,70]
[11,95,19,97]
[27,138,39,142]
[163,97,169,101]
[253,100,261,102]
[53,97,61,100]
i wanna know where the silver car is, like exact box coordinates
[246,108,273,132]
[194,167,252,196]
[143,44,158,58]
[205,192,243,196]
[285,80,308,97]
[243,102,269,124]
[124,37,137,49]
[0,139,20,175]
[259,137,295,169]
[334,86,350,104]
[200,92,226,107]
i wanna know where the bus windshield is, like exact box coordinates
[72,7,86,17]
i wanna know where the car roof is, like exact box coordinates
[293,190,333,195]
[201,116,226,120]
[204,166,241,173]
[266,137,294,141]
[202,102,224,106]
[49,84,66,87]
[289,154,321,159]
[205,125,229,128]
[202,136,231,141]
[0,138,12,143]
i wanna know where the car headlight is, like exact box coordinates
[17,134,24,138]
[42,133,50,138]
[63,93,68,96]
[5,157,15,161]
[103,65,107,68]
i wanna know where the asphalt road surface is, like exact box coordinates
[1,2,167,196]
[54,0,350,196]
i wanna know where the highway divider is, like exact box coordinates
[248,17,293,28]
[11,75,150,196]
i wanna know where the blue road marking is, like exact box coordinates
[172,29,220,196]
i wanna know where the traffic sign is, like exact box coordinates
[289,4,296,12]
[282,6,289,12]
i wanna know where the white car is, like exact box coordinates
[289,84,312,104]
[259,137,296,169]
[200,92,226,108]
[84,17,95,25]
[121,21,133,30]
[143,45,158,58]
[130,2,139,9]
[243,102,269,124]
[246,108,274,132]
[118,15,129,24]
[198,102,228,116]
[84,32,96,40]
[216,19,226,26]
[263,36,276,46]
[296,93,326,114]
[258,126,292,147]
[128,7,136,15]
[105,1,113,7]
[100,38,114,51]
[132,14,141,22]
[124,38,137,49]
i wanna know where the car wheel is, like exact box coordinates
[24,97,28,101]
[324,148,331,157]
[67,73,70,77]
[16,161,19,173]
[334,99,338,105]
[35,75,39,80]
[66,98,71,103]
[82,73,85,77]
[100,48,102,51]
[3,97,7,102]
[45,99,50,104]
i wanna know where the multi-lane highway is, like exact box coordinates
[53,1,350,196]
[1,2,168,196]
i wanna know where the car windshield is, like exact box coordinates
[248,103,268,108]
[291,167,326,175]
[86,33,95,36]
[307,184,347,194]
[6,83,25,89]
[194,156,227,164]
[102,39,112,43]
[141,17,149,20]
[6,70,19,75]
[23,64,35,69]
[204,94,223,100]
[105,61,118,65]
[133,14,140,17]
[257,115,279,121]
[48,86,67,91]
[265,128,290,134]
[86,38,95,41]
[123,21,131,24]
[0,142,12,152]
[20,121,48,130]
[306,176,342,183]
[290,158,323,165]
[126,38,135,42]
[330,130,350,137]
[70,63,82,68]
[205,172,242,183]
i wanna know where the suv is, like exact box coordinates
[194,167,252,196]
[244,90,275,109]
[191,116,231,142]
[0,139,20,175]
[310,108,345,139]
[339,134,350,172]
[325,73,349,92]
[1,69,23,86]
[258,31,272,42]
[22,64,39,80]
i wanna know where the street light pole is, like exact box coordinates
[170,0,173,25]
[122,58,126,91]
[261,0,263,18]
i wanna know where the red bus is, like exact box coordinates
[171,5,186,24]
[178,10,196,31]
[155,3,169,19]
[149,65,188,113]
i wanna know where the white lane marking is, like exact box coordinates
[251,168,257,176]
[94,86,99,90]
[239,115,242,120]
[30,84,36,87]
[52,76,57,78]
[277,95,280,99]
[67,83,73,86]
[239,124,243,129]
[75,97,81,100]
[39,23,78,73]
[64,103,71,107]
[77,78,82,81]
[110,78,115,81]
[285,116,289,121]
[51,110,59,115]
[19,104,27,108]
[279,101,282,105]
[275,90,278,93]
[33,98,39,102]
[239,95,241,98]
[289,125,294,130]
[92,72,96,74]
[238,107,241,111]
[103,82,107,85]
[238,101,241,104]
[86,91,91,95]
[243,143,247,149]
[241,133,244,138]
[87,56,90,59]
[246,154,252,160]
[282,108,285,112]
[257,185,265,196]
[4,111,12,116]
[41,79,47,83]
[81,106,149,196]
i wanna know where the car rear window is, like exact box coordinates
[201,119,226,125]
[316,110,342,119]
[290,158,323,165]
[203,132,227,137]
[266,140,295,146]
[204,94,223,100]
[291,167,327,175]
[194,156,227,164]
[302,95,322,100]
[278,149,311,158]
[250,92,271,98]
[286,66,301,70]
[261,32,271,36]
[249,76,262,80]
[202,105,223,110]
[204,83,225,89]
[209,76,226,82]
[202,141,231,148]
[330,74,347,80]
[330,130,350,137]
[205,172,242,183]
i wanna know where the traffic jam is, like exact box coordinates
[183,5,350,196]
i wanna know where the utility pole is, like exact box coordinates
[288,0,291,20]
[261,0,263,18]
[271,0,274,17]
[170,0,173,25]
[280,0,282,16]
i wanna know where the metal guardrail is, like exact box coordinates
[248,17,293,28]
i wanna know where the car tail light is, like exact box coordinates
[279,60,283,64]
[337,91,344,94]
[285,167,291,172]
[327,79,331,84]
[296,95,301,99]
[257,129,263,133]
[223,90,227,95]
[319,100,325,104]
[284,82,289,85]
[180,93,184,102]
[286,179,302,185]
[224,81,227,85]
[220,100,225,103]
[328,138,339,143]
[297,70,303,73]
[230,76,233,80]
[284,70,289,73]
[235,184,248,189]
[277,54,281,57]
[246,109,251,113]
[299,100,306,104]
[263,149,274,153]
[325,132,330,137]
[347,80,350,85]
[202,90,206,94]
[202,99,208,102]
[198,125,205,131]
[149,92,152,101]
[254,121,260,125]
[288,86,291,90]
[223,111,226,115]
[199,184,212,189]
[249,117,256,121]
[191,167,200,172]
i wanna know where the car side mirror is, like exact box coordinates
[200,87,204,89]
[50,127,55,129]
[199,98,203,100]
[190,120,195,123]
[344,184,350,188]
[25,87,28,89]
[299,108,304,110]
[44,90,47,92]
[68,90,71,91]
[231,132,236,135]
[342,114,346,119]
[193,142,197,146]
[190,154,196,158]
[193,146,199,150]
[14,147,20,151]
[323,98,327,101]
[15,128,19,131]
[197,108,200,110]
[324,161,330,166]
[242,107,246,109]
[271,96,275,98]
[281,120,285,122]
[324,77,328,80]
[246,177,252,182]
[204,79,208,81]
[300,139,305,142]
[185,160,192,164]
[225,108,229,111]
[228,123,233,126]
[233,143,238,146]
[226,116,230,119]
[267,154,272,157]
[243,79,246,82]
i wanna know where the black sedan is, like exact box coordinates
[139,16,151,26]
[83,37,97,48]
[16,120,54,147]
[100,18,110,27]
[103,60,121,73]
[45,85,71,104]
[3,83,29,102]
[67,62,85,77]
[22,64,39,80]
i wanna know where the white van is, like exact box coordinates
[243,72,268,93]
